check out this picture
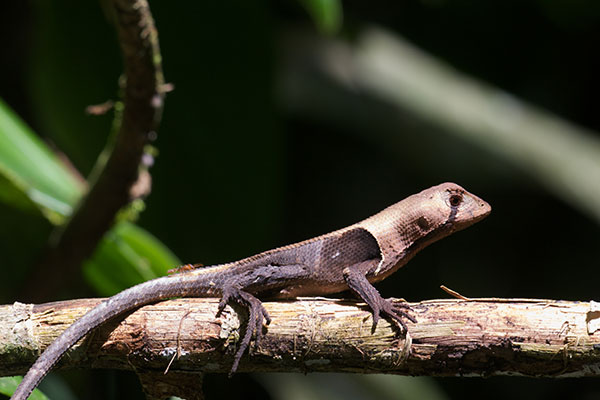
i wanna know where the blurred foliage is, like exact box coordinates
[0,98,179,300]
[1,0,599,399]
[258,374,449,400]
[298,0,343,34]
[0,377,48,400]
[0,98,83,220]
[84,221,180,297]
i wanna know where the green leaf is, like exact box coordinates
[0,376,49,400]
[0,98,84,221]
[298,0,343,35]
[83,221,181,296]
[0,173,39,215]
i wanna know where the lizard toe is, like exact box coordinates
[391,300,412,310]
[391,301,417,323]
[381,298,415,333]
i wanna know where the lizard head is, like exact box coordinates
[354,182,491,279]
[423,182,491,233]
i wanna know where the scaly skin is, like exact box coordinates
[11,182,490,400]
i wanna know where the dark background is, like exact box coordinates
[1,1,599,399]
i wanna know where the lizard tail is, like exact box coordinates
[11,273,209,400]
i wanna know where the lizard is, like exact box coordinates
[11,182,491,400]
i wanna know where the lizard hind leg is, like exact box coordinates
[217,286,271,376]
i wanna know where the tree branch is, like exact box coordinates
[3,297,600,384]
[21,0,166,302]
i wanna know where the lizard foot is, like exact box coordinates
[342,265,416,334]
[217,286,271,376]
[374,298,417,334]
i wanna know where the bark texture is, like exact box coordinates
[3,297,600,379]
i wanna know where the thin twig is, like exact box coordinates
[440,285,471,300]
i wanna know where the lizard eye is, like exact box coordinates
[449,193,463,207]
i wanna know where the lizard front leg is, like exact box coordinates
[343,260,416,333]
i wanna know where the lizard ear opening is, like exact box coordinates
[416,216,430,232]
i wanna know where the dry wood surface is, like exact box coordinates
[3,297,600,379]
